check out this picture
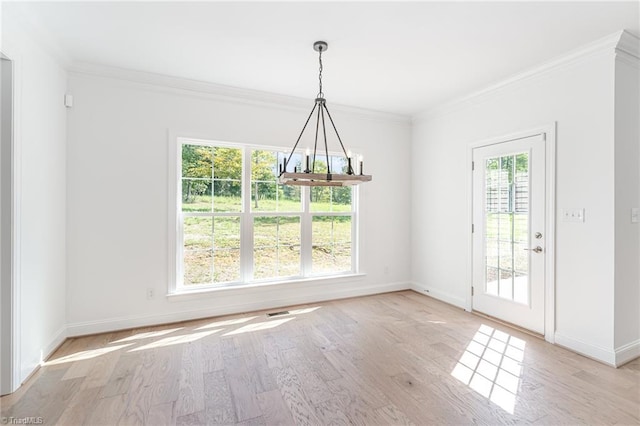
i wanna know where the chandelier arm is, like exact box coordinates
[312,103,322,173]
[320,104,331,175]
[285,102,317,172]
[323,104,354,175]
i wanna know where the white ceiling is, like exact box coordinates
[5,1,640,116]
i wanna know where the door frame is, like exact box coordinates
[466,124,556,343]
[1,50,22,395]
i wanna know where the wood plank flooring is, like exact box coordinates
[1,290,639,425]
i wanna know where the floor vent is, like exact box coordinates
[267,311,290,317]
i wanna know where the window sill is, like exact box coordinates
[166,273,366,302]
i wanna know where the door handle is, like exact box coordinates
[524,246,543,253]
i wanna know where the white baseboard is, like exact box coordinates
[44,325,68,361]
[20,325,67,384]
[410,282,466,309]
[615,339,640,366]
[554,332,617,367]
[66,281,411,337]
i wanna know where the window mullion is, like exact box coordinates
[241,148,253,282]
[352,186,358,273]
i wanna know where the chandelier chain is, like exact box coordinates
[318,47,324,98]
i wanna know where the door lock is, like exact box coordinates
[535,232,542,239]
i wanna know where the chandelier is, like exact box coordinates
[278,41,373,187]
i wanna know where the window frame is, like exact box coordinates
[169,136,361,294]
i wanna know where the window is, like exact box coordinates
[173,138,359,291]
[181,144,242,285]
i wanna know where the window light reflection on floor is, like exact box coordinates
[222,317,295,336]
[43,307,318,363]
[195,316,258,330]
[45,343,134,365]
[111,327,184,343]
[451,324,526,414]
[129,329,221,352]
[287,307,321,315]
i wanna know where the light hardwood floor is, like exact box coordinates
[2,291,639,425]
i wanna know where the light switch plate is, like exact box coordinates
[632,208,639,224]
[562,208,585,223]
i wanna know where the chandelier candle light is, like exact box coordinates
[278,41,373,187]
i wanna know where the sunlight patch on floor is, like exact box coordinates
[287,307,321,315]
[129,330,220,351]
[222,317,295,336]
[45,343,134,365]
[111,327,184,343]
[195,316,258,330]
[451,324,526,414]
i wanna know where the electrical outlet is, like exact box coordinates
[562,208,585,223]
[632,208,639,224]
[146,288,154,300]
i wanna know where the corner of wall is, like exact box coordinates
[4,9,70,386]
[613,33,640,354]
[410,282,467,310]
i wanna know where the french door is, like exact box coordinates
[472,134,545,334]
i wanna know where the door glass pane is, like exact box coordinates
[484,152,529,303]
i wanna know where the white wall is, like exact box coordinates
[2,11,67,382]
[411,33,638,365]
[614,52,640,357]
[65,69,412,335]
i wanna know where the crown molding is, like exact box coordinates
[615,30,640,69]
[413,30,634,124]
[616,30,640,60]
[67,62,411,126]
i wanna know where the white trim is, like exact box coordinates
[555,332,616,367]
[66,280,410,337]
[544,124,557,344]
[167,130,180,293]
[1,47,23,395]
[615,340,640,367]
[465,144,473,312]
[41,326,67,365]
[466,124,557,341]
[410,281,466,309]
[68,62,410,125]
[414,30,633,123]
[616,30,640,60]
[615,31,640,69]
[167,273,366,301]
[11,50,22,394]
[0,51,19,395]
[241,145,252,283]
